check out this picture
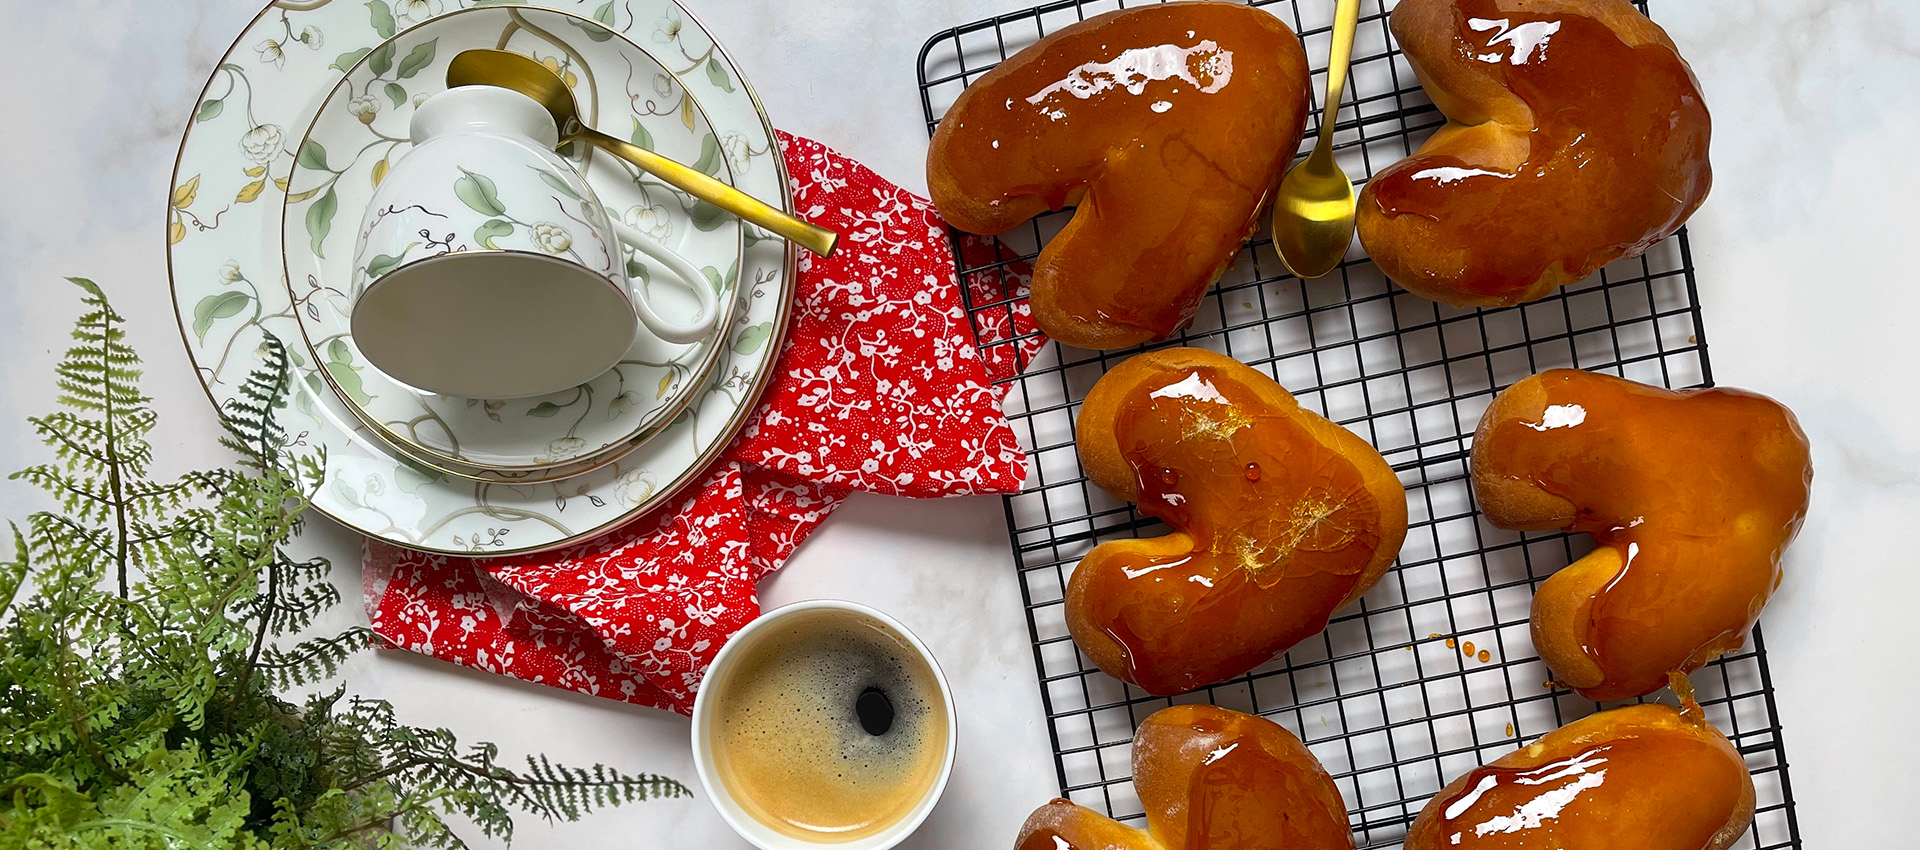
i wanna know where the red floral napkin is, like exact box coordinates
[364,132,1042,714]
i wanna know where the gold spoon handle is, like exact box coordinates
[1312,0,1363,160]
[579,129,839,258]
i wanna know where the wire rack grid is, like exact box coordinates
[917,1,1802,847]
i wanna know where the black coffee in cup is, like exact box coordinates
[706,609,950,842]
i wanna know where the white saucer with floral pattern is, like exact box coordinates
[170,0,793,555]
[282,6,742,474]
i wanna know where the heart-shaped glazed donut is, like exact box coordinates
[1405,704,1755,850]
[927,2,1311,349]
[1015,704,1354,850]
[1471,370,1812,701]
[1068,348,1407,695]
[1356,0,1712,307]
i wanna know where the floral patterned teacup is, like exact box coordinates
[351,85,719,400]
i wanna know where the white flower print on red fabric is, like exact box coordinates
[363,132,1043,715]
[729,133,1042,496]
[367,462,848,714]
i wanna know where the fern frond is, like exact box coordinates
[0,523,26,619]
[54,278,148,418]
[325,696,693,846]
[27,411,112,473]
[256,628,373,691]
[265,575,342,635]
[218,334,293,469]
[3,279,686,850]
[12,464,117,525]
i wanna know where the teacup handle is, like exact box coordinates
[612,221,721,345]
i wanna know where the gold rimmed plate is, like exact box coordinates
[283,6,742,475]
[169,0,794,554]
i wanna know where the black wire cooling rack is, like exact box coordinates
[918,1,1802,847]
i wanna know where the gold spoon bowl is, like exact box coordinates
[1272,0,1363,280]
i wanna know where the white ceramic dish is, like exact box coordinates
[169,0,793,554]
[282,7,741,471]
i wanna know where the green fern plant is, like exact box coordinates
[0,279,688,849]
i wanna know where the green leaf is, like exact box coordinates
[195,98,223,122]
[705,57,735,93]
[570,19,614,42]
[700,266,723,295]
[723,258,739,290]
[538,170,581,200]
[366,245,414,279]
[330,474,365,508]
[324,339,369,404]
[395,462,440,493]
[368,41,396,77]
[630,117,654,151]
[306,187,338,259]
[325,360,372,405]
[569,2,615,41]
[689,200,728,232]
[474,219,514,249]
[331,47,373,72]
[626,256,648,281]
[191,291,250,341]
[691,134,721,177]
[732,321,772,355]
[384,81,407,108]
[300,371,324,415]
[368,0,397,39]
[454,168,506,216]
[395,39,437,80]
[526,402,563,418]
[296,139,329,172]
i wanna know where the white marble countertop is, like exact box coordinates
[1,0,1915,846]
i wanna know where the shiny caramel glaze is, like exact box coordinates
[1015,705,1354,850]
[1356,0,1711,307]
[1471,370,1812,701]
[1069,349,1407,695]
[927,3,1310,349]
[1405,705,1754,850]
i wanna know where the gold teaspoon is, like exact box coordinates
[1271,0,1362,279]
[447,48,838,258]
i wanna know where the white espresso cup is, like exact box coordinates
[350,85,719,400]
[691,600,958,850]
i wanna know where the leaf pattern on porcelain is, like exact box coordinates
[279,5,742,473]
[168,0,790,555]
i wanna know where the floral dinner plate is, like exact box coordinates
[169,0,793,555]
[282,6,742,473]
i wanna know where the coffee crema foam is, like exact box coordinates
[711,611,949,842]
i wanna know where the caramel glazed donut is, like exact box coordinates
[1357,0,1711,308]
[1067,348,1407,696]
[929,2,1312,349]
[1472,370,1812,701]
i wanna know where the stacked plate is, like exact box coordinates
[168,2,794,555]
